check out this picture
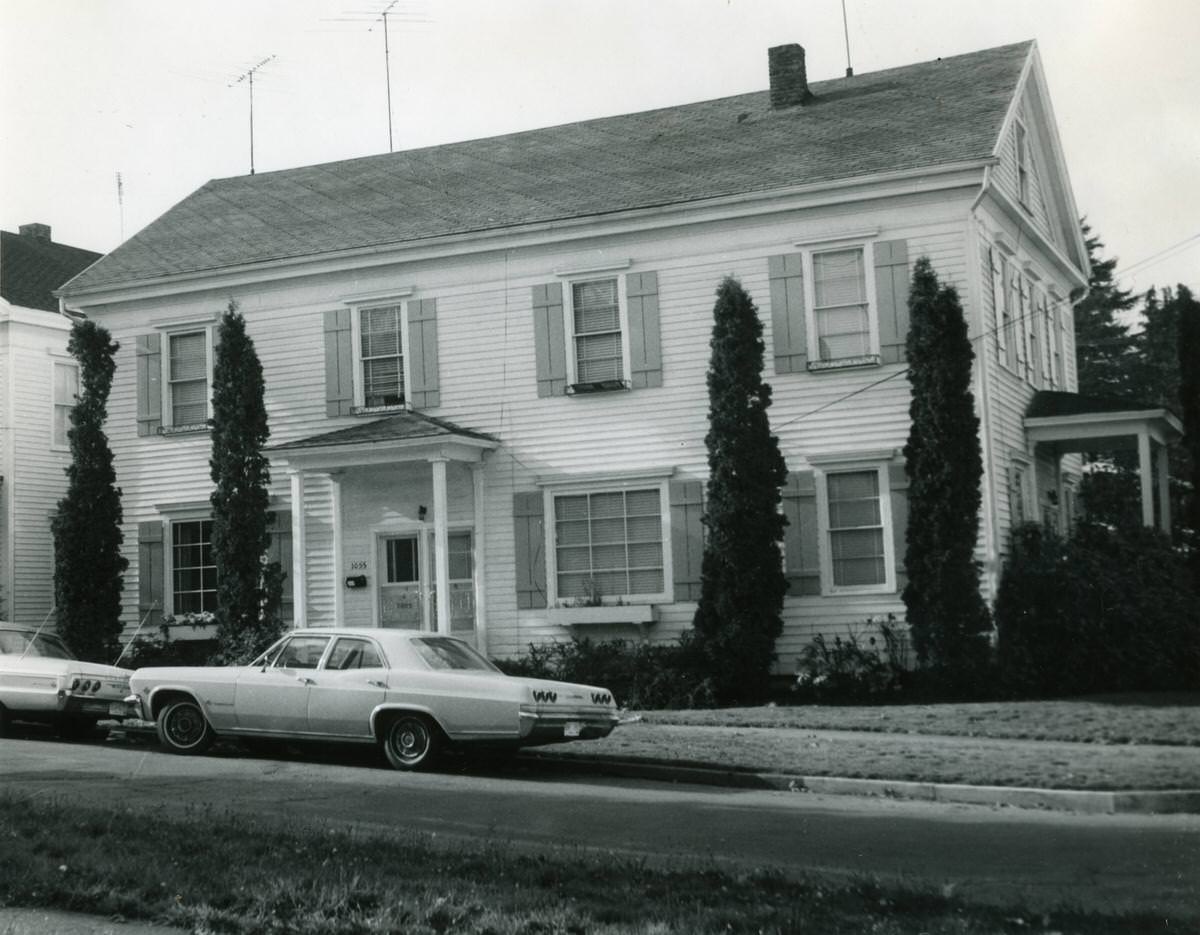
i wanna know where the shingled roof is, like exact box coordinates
[64,41,1032,295]
[2,227,102,311]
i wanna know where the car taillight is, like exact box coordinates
[90,681,102,694]
[70,678,81,691]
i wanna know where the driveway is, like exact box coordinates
[2,733,1197,917]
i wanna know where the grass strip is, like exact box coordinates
[0,794,1182,934]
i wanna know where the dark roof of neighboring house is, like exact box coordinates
[1,229,102,312]
[269,412,498,452]
[1026,390,1169,419]
[64,41,1032,295]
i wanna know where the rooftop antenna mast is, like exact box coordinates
[230,54,276,174]
[115,172,125,241]
[841,0,854,77]
[378,0,399,152]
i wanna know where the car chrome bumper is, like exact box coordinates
[518,708,620,744]
[58,691,137,720]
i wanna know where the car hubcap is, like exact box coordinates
[391,721,429,763]
[168,707,204,747]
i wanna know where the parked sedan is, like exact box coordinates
[0,624,136,737]
[127,628,621,770]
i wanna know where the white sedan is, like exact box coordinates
[127,628,621,770]
[0,624,136,737]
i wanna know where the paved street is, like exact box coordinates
[2,733,1197,919]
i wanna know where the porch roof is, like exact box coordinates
[1024,391,1182,452]
[268,411,499,469]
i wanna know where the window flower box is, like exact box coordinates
[547,604,657,627]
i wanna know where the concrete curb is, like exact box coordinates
[522,752,1200,814]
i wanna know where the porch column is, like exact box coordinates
[1137,431,1155,528]
[289,469,307,627]
[431,457,451,635]
[1156,442,1172,534]
[471,461,488,654]
[329,472,344,624]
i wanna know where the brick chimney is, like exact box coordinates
[768,44,814,108]
[19,222,51,242]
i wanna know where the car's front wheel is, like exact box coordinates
[381,713,440,771]
[156,699,215,755]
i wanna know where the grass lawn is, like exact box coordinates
[524,694,1200,791]
[0,795,1182,935]
[641,694,1200,745]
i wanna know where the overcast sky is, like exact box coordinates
[2,0,1197,299]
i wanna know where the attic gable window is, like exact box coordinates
[1015,122,1031,207]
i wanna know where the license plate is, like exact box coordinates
[563,722,582,738]
[109,702,134,717]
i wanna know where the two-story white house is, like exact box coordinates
[58,40,1180,667]
[1,223,102,623]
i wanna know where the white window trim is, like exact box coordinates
[49,356,79,451]
[802,239,881,371]
[349,300,413,413]
[158,324,214,431]
[165,512,216,618]
[813,461,896,596]
[543,478,673,607]
[561,274,633,391]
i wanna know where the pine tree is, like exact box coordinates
[902,258,990,681]
[1073,222,1137,399]
[692,277,789,705]
[1174,286,1200,587]
[210,303,283,662]
[52,320,126,661]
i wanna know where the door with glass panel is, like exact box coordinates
[379,535,423,628]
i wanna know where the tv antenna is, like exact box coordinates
[229,54,276,174]
[115,171,125,241]
[321,2,431,153]
[841,0,854,77]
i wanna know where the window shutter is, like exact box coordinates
[768,253,806,373]
[888,463,909,592]
[669,480,704,601]
[135,334,162,437]
[531,283,567,398]
[627,271,663,389]
[513,492,547,609]
[781,471,821,595]
[407,298,440,409]
[988,247,1008,361]
[874,239,911,364]
[324,309,354,417]
[137,520,165,618]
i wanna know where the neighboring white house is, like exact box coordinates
[0,223,101,623]
[59,41,1179,667]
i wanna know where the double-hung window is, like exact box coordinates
[358,304,406,408]
[815,462,895,593]
[562,276,631,392]
[811,247,872,364]
[167,330,210,427]
[52,361,79,448]
[172,518,216,614]
[549,485,668,604]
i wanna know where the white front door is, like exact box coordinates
[379,534,423,628]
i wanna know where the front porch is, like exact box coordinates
[270,413,499,649]
[1024,391,1184,533]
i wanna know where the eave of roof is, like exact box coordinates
[64,41,1032,295]
[269,412,498,453]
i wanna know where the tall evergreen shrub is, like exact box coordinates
[210,303,283,662]
[52,320,126,661]
[902,258,990,682]
[1177,286,1200,588]
[691,277,788,705]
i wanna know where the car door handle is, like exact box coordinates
[367,679,387,689]
[296,676,315,685]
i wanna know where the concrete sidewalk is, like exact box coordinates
[0,908,177,935]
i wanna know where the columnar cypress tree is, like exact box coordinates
[692,277,788,705]
[52,320,126,661]
[210,303,283,662]
[902,258,990,681]
[1176,285,1200,589]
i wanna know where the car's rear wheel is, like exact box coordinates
[156,699,215,755]
[381,713,439,771]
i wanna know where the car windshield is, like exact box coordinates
[410,637,500,673]
[0,630,75,659]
